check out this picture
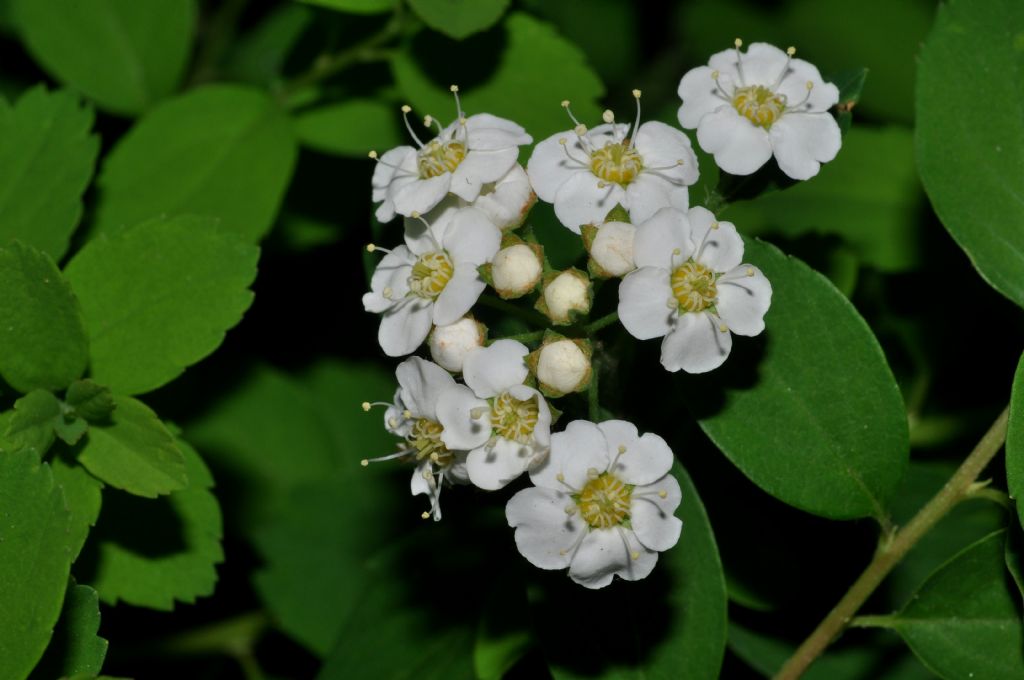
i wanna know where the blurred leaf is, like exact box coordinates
[0,242,88,393]
[277,213,342,251]
[29,582,107,680]
[0,450,73,680]
[723,127,922,272]
[79,436,223,610]
[1007,526,1024,601]
[683,239,909,520]
[5,390,62,454]
[66,380,116,423]
[408,0,509,40]
[917,0,1024,309]
[224,4,312,85]
[299,0,396,14]
[1006,351,1024,530]
[831,68,868,135]
[77,395,187,498]
[94,84,297,242]
[65,215,259,396]
[293,98,402,156]
[0,87,98,260]
[51,455,103,563]
[12,0,196,116]
[474,579,532,680]
[392,12,604,139]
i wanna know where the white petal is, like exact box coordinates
[465,113,532,150]
[777,58,840,113]
[463,339,529,398]
[532,420,610,491]
[392,174,452,217]
[553,171,625,234]
[677,65,730,129]
[385,389,412,438]
[507,384,552,448]
[506,487,585,570]
[568,529,629,589]
[410,460,433,498]
[471,164,534,231]
[631,474,683,552]
[632,206,693,269]
[443,207,502,266]
[432,264,485,326]
[468,437,535,490]
[624,173,674,226]
[632,121,699,187]
[716,265,772,336]
[660,312,732,373]
[696,108,773,176]
[450,147,519,201]
[372,146,416,198]
[526,131,588,203]
[379,299,433,358]
[396,355,456,420]
[363,247,413,313]
[707,47,742,78]
[688,206,744,273]
[436,384,491,451]
[618,267,674,341]
[613,529,659,582]
[600,421,674,485]
[738,42,791,87]
[770,113,842,181]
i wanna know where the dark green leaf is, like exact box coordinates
[1007,351,1024,530]
[29,582,107,680]
[1006,525,1024,601]
[830,68,868,135]
[224,4,312,85]
[474,583,532,680]
[0,242,88,393]
[407,0,509,40]
[293,98,403,157]
[94,85,297,242]
[5,389,62,454]
[299,0,396,14]
[66,380,116,423]
[51,455,103,563]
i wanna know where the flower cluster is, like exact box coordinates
[360,42,842,588]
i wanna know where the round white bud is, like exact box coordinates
[543,270,590,322]
[491,243,542,297]
[429,317,484,372]
[590,221,636,277]
[537,340,590,394]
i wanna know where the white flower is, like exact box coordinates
[362,357,471,521]
[362,206,501,357]
[506,419,682,589]
[586,220,636,277]
[540,269,591,324]
[429,316,485,372]
[535,338,591,396]
[526,91,699,233]
[677,40,841,180]
[491,243,543,299]
[618,206,772,373]
[472,164,536,231]
[435,340,551,490]
[371,86,533,222]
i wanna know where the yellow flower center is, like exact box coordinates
[671,261,717,312]
[732,85,786,128]
[490,391,540,444]
[577,472,632,529]
[409,251,453,299]
[418,140,466,178]
[409,418,452,466]
[590,141,643,185]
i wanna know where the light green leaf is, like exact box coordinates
[78,436,223,610]
[0,450,73,680]
[29,582,107,680]
[13,0,196,116]
[77,395,186,498]
[51,455,103,563]
[66,380,115,423]
[293,98,403,157]
[683,239,909,519]
[94,85,297,242]
[917,0,1024,309]
[299,0,396,14]
[0,242,88,393]
[392,12,604,139]
[0,87,98,260]
[224,4,312,85]
[65,215,259,395]
[1007,351,1024,530]
[723,127,923,272]
[407,0,509,39]
[5,389,62,454]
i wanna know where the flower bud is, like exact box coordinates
[490,243,543,299]
[536,339,591,395]
[472,165,536,231]
[429,317,486,372]
[538,269,591,324]
[586,221,636,277]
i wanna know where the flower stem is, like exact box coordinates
[494,330,546,345]
[773,406,1010,680]
[588,356,601,421]
[477,295,548,329]
[584,311,619,335]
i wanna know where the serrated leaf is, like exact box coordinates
[66,380,115,423]
[408,0,509,40]
[51,454,103,563]
[0,242,88,393]
[78,436,223,610]
[392,12,604,139]
[65,215,259,395]
[300,0,396,14]
[94,84,297,241]
[77,395,186,498]
[6,389,62,454]
[29,582,107,680]
[1007,351,1024,531]
[293,98,403,157]
[0,450,73,680]
[0,87,98,260]
[13,0,197,116]
[917,0,1024,309]
[682,239,909,519]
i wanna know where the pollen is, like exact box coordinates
[732,85,786,129]
[417,139,466,178]
[490,391,540,444]
[408,417,453,466]
[590,142,644,185]
[577,472,632,529]
[671,261,718,313]
[408,251,454,299]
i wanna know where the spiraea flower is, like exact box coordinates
[582,220,637,278]
[526,91,699,233]
[435,340,552,490]
[530,335,592,397]
[677,40,841,180]
[371,86,533,222]
[617,206,772,373]
[363,206,501,357]
[506,419,682,589]
[537,268,592,325]
[362,357,472,521]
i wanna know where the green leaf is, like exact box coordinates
[77,395,187,498]
[1007,351,1024,530]
[13,0,197,116]
[94,85,297,242]
[224,4,312,85]
[78,436,223,610]
[64,215,259,395]
[1006,525,1024,601]
[6,389,62,454]
[293,98,403,157]
[917,0,1024,309]
[0,450,73,680]
[877,531,1024,679]
[831,68,868,135]
[683,239,909,519]
[407,0,509,40]
[0,87,98,260]
[535,463,727,680]
[474,584,531,680]
[66,380,115,423]
[299,0,396,14]
[29,582,107,680]
[51,454,103,563]
[392,12,605,139]
[0,242,88,393]
[723,127,923,272]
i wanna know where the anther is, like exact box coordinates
[361,401,371,411]
[360,459,369,466]
[388,417,398,428]
[574,123,588,136]
[734,38,743,48]
[711,222,720,230]
[586,467,599,479]
[366,243,375,252]
[561,100,570,108]
[806,81,814,90]
[410,211,421,219]
[658,490,668,499]
[631,551,640,560]
[746,267,755,276]
[382,287,393,299]
[719,323,729,332]
[559,548,569,555]
[787,46,796,56]
[403,410,412,418]
[556,473,566,482]
[401,105,411,113]
[368,150,378,159]
[423,115,433,127]
[470,407,489,419]
[564,504,577,515]
[602,109,615,124]
[632,89,642,99]
[673,248,681,255]
[450,84,459,93]
[711,70,719,79]
[618,445,627,454]
[430,452,440,462]
[421,511,431,520]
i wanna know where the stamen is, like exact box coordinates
[403,410,412,419]
[747,267,755,276]
[450,85,464,120]
[421,511,431,519]
[558,137,589,166]
[710,70,733,101]
[400,105,425,148]
[366,243,392,254]
[423,115,443,135]
[368,150,415,176]
[658,490,668,499]
[410,211,445,253]
[361,448,414,466]
[388,417,398,428]
[628,88,642,150]
[733,38,747,86]
[772,46,797,90]
[361,401,390,411]
[602,109,615,124]
[561,99,584,127]
[786,81,815,112]
[469,406,489,419]
[719,322,729,333]
[382,287,393,299]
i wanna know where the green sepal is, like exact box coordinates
[526,330,593,398]
[477,263,496,288]
[603,203,630,224]
[829,67,869,136]
[489,234,545,300]
[534,267,593,326]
